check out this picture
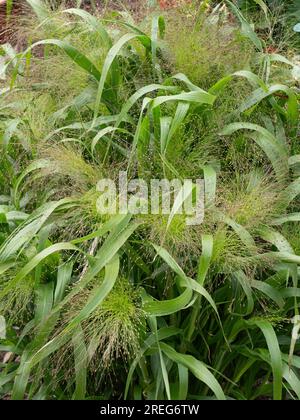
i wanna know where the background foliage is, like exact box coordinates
[0,0,299,400]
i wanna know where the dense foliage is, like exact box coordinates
[0,0,300,400]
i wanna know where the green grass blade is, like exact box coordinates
[72,324,88,400]
[125,327,181,399]
[35,282,54,325]
[197,234,213,286]
[160,343,226,400]
[0,242,79,300]
[93,33,151,124]
[63,8,111,48]
[144,289,193,317]
[54,262,73,306]
[247,319,283,400]
[225,0,263,51]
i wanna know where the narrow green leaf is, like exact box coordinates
[72,324,88,400]
[247,319,283,400]
[160,343,226,400]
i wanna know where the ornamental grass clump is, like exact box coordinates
[0,0,299,401]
